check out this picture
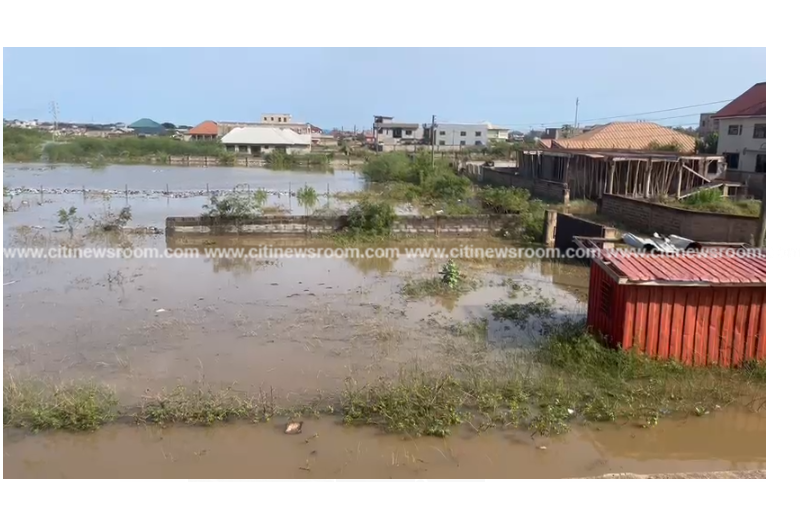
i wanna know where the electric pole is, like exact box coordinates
[756,192,766,248]
[573,97,580,132]
[430,114,436,170]
[50,101,59,141]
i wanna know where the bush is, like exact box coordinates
[43,136,224,163]
[478,187,531,214]
[203,194,258,219]
[362,152,415,183]
[345,200,396,236]
[3,127,48,162]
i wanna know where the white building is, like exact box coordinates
[714,82,766,173]
[487,124,510,141]
[428,123,489,148]
[220,127,312,155]
[698,112,719,136]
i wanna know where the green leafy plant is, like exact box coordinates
[90,205,132,232]
[218,151,236,166]
[439,259,462,289]
[253,188,269,207]
[57,206,83,238]
[345,200,396,236]
[478,187,531,214]
[296,185,319,212]
[203,194,258,219]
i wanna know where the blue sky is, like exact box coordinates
[3,48,765,130]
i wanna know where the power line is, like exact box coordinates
[488,98,735,128]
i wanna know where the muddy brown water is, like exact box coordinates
[3,410,765,478]
[3,164,765,478]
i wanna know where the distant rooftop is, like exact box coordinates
[714,82,766,119]
[220,127,311,146]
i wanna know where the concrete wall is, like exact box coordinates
[717,116,766,172]
[554,213,618,256]
[434,123,489,148]
[599,194,759,243]
[166,214,523,238]
[473,167,569,205]
[724,170,766,199]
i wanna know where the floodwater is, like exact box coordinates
[4,411,765,478]
[3,164,766,478]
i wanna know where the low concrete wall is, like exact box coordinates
[471,168,569,205]
[725,170,766,199]
[599,194,759,243]
[589,470,765,479]
[554,213,618,256]
[166,214,523,238]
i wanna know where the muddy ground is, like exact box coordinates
[2,164,766,478]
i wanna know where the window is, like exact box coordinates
[439,131,446,136]
[438,140,446,146]
[460,131,467,137]
[475,141,483,146]
[753,124,766,139]
[755,154,766,173]
[475,131,482,137]
[724,152,739,170]
[392,129,402,139]
[727,124,742,136]
[404,129,412,136]
[460,140,466,146]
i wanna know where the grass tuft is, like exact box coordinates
[3,378,118,432]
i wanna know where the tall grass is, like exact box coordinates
[42,136,225,163]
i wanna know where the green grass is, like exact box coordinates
[401,275,479,300]
[3,377,118,432]
[671,189,761,217]
[137,385,272,426]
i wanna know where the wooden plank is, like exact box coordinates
[621,287,636,350]
[731,288,752,367]
[744,289,763,362]
[682,290,698,365]
[646,287,662,358]
[634,287,650,352]
[757,302,766,362]
[681,163,711,183]
[719,289,739,367]
[707,289,725,365]
[670,289,686,362]
[658,288,674,360]
[694,290,712,366]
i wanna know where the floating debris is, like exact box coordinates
[285,421,303,435]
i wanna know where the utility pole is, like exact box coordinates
[430,114,437,170]
[49,101,59,141]
[573,97,580,131]
[756,192,766,248]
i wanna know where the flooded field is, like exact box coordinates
[3,164,766,478]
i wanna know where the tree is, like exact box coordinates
[161,122,176,130]
[695,132,719,154]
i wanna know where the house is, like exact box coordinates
[551,122,697,153]
[425,123,489,148]
[128,118,166,136]
[262,113,292,124]
[698,113,719,137]
[220,127,312,155]
[586,250,765,367]
[713,82,766,173]
[372,116,424,149]
[186,120,219,141]
[487,124,510,141]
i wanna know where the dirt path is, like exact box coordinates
[591,470,765,479]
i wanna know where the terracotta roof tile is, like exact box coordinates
[553,122,696,153]
[188,120,218,136]
[714,82,766,119]
[601,252,766,286]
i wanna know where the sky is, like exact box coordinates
[3,48,765,131]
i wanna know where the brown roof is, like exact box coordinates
[553,122,696,153]
[714,82,766,119]
[188,120,219,136]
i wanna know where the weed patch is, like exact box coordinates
[3,378,118,432]
[137,385,270,426]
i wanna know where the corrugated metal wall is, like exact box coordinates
[588,263,766,367]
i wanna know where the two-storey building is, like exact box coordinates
[714,82,766,173]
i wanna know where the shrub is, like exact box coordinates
[345,200,396,236]
[478,187,531,214]
[422,172,472,201]
[203,194,258,219]
[362,152,415,183]
[57,206,83,237]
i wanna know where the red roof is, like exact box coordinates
[714,83,766,119]
[188,120,218,136]
[600,252,766,286]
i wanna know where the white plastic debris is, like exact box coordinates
[155,308,167,313]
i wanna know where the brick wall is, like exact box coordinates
[599,194,759,243]
[166,214,522,238]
